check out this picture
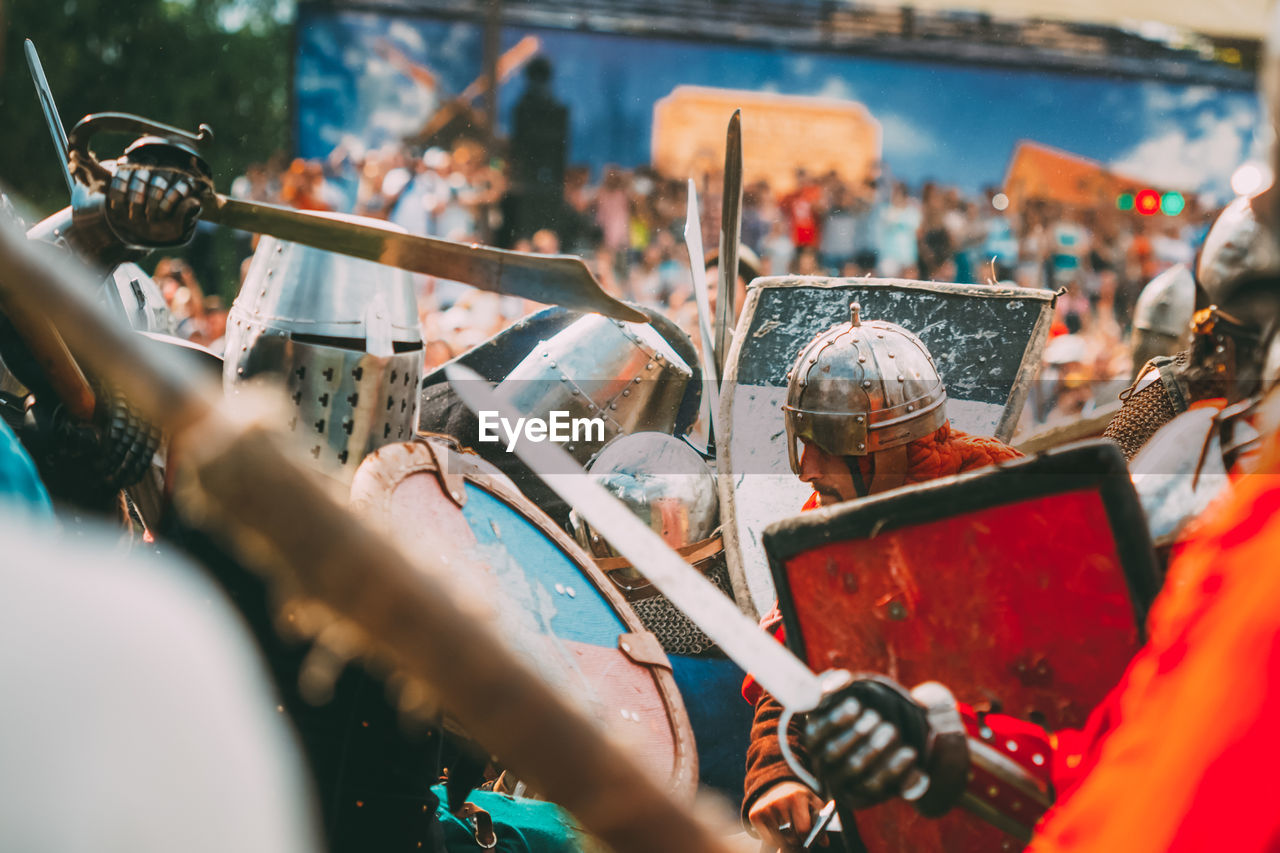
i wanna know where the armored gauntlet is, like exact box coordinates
[803,674,969,816]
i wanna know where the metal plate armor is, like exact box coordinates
[494,314,692,465]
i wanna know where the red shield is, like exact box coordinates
[763,440,1159,852]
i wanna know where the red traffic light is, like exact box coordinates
[1135,188,1161,216]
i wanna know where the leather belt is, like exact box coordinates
[595,533,724,601]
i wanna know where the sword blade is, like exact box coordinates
[684,180,721,437]
[201,195,646,323]
[444,362,823,713]
[715,110,743,375]
[24,40,73,193]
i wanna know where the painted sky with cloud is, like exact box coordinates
[296,8,1261,198]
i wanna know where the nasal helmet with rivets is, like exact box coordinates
[782,302,946,483]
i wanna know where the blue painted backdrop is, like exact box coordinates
[296,7,1261,198]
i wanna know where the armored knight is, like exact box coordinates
[570,431,726,656]
[1103,193,1280,460]
[222,227,424,481]
[795,190,1280,853]
[742,304,1022,849]
[0,122,212,511]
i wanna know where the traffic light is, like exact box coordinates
[1116,188,1184,216]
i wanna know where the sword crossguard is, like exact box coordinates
[67,112,214,191]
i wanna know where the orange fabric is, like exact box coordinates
[1027,432,1280,852]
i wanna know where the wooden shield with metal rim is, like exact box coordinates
[762,440,1159,853]
[350,437,697,796]
[718,276,1054,617]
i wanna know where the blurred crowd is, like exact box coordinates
[154,140,1220,434]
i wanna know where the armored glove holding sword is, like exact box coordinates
[0,48,213,511]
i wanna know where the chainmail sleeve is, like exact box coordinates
[1103,352,1190,460]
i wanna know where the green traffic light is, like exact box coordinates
[1160,192,1186,216]
[1117,193,1135,211]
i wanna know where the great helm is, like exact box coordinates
[224,220,423,481]
[495,314,692,465]
[782,302,946,489]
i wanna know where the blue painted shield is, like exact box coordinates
[350,438,697,795]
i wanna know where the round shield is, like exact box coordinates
[350,438,697,795]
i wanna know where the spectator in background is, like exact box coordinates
[818,182,859,273]
[212,140,1212,441]
[879,181,921,278]
[761,218,795,277]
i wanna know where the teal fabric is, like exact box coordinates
[0,419,51,516]
[432,785,588,853]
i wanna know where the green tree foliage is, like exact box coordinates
[1,0,292,295]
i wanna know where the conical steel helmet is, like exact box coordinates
[782,302,946,476]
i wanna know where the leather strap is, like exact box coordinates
[618,631,671,671]
[594,534,724,601]
[595,534,724,573]
[419,436,467,507]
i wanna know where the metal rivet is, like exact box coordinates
[857,442,866,451]
[980,726,993,740]
[1005,740,1018,753]
[862,380,872,388]
[1032,753,1045,766]
[887,352,895,358]
[898,376,905,382]
[907,404,914,412]
[646,362,655,370]
[858,355,866,363]
[632,376,641,384]
[987,786,1000,798]
[1011,802,1022,812]
[622,389,631,397]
